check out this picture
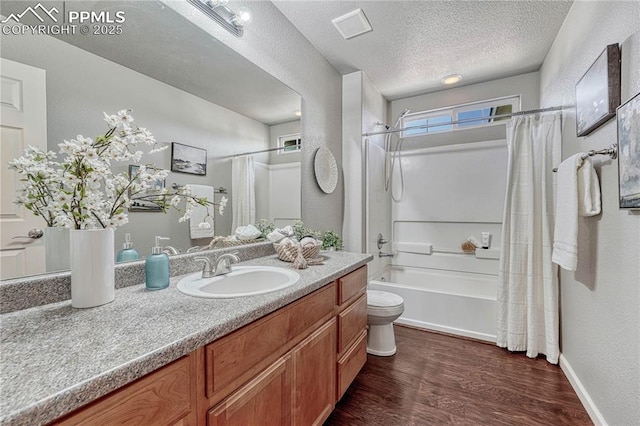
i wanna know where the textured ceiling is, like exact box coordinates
[0,0,301,125]
[273,0,573,100]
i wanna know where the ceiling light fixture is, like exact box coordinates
[441,74,463,85]
[187,0,251,37]
[293,109,302,117]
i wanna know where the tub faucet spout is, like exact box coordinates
[378,251,395,258]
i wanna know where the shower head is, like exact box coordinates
[393,109,411,128]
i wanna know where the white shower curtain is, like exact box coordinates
[497,112,561,364]
[231,156,256,231]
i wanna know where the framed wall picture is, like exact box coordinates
[617,92,640,209]
[128,165,165,212]
[575,43,621,137]
[171,142,207,176]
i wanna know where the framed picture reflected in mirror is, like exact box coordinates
[128,164,165,212]
[171,142,207,176]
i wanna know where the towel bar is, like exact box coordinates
[552,144,617,172]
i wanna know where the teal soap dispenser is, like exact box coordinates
[145,236,170,290]
[116,233,140,262]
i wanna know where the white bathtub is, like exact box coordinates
[368,265,497,342]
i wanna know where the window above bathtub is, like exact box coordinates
[401,96,521,137]
[278,133,302,154]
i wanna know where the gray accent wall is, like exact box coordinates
[539,3,640,425]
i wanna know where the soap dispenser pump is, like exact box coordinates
[145,236,170,290]
[116,233,140,262]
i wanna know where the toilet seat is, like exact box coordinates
[367,290,404,316]
[367,290,403,308]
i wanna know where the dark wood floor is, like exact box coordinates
[326,326,591,425]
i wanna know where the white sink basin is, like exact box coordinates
[176,266,300,298]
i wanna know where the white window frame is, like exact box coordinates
[277,133,301,154]
[401,95,521,137]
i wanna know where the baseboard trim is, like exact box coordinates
[394,317,496,343]
[559,353,607,426]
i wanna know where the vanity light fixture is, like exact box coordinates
[441,74,463,85]
[187,0,252,37]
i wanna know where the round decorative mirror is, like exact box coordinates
[314,147,338,194]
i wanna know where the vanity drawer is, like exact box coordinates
[205,283,335,400]
[337,294,367,355]
[337,266,367,306]
[337,330,367,401]
[54,355,195,426]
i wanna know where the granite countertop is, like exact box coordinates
[0,251,372,426]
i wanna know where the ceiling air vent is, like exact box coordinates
[331,9,372,40]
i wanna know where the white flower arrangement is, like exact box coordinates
[8,110,227,230]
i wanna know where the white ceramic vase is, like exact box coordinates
[70,228,115,308]
[45,227,70,272]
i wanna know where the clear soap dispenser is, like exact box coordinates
[116,233,140,262]
[145,236,170,290]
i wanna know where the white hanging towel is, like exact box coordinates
[552,154,601,271]
[189,184,215,239]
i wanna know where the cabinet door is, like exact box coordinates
[208,355,292,426]
[55,355,195,426]
[292,318,336,426]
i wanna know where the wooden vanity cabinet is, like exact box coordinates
[207,355,292,426]
[53,354,197,426]
[50,266,368,426]
[335,266,368,401]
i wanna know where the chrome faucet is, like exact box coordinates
[194,257,215,278]
[213,252,240,276]
[162,246,180,255]
[378,251,395,258]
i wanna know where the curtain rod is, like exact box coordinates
[228,146,293,158]
[362,105,572,137]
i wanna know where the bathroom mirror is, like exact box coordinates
[0,0,302,280]
[314,147,339,194]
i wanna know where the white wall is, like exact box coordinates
[342,72,365,253]
[342,71,390,279]
[539,2,640,424]
[384,72,539,276]
[391,141,506,277]
[165,1,343,234]
[254,162,301,228]
[1,32,270,256]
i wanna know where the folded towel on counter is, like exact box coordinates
[552,154,601,271]
[189,184,214,239]
[234,224,262,240]
[267,226,295,243]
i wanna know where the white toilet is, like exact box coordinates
[366,290,405,356]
